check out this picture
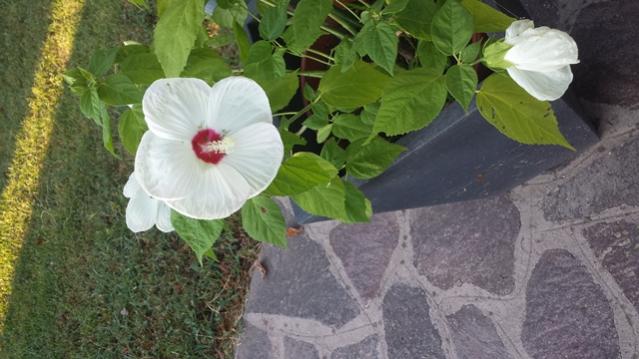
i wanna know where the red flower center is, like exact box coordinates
[191,129,228,164]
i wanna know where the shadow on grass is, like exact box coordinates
[0,0,54,191]
[1,1,257,358]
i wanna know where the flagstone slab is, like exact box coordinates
[583,220,639,312]
[542,137,639,223]
[410,195,520,295]
[283,337,319,359]
[329,212,399,302]
[236,323,272,359]
[245,235,360,329]
[521,249,620,359]
[382,284,445,359]
[331,335,379,359]
[447,305,512,359]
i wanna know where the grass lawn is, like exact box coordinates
[0,0,257,357]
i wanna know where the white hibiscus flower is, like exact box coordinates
[123,172,173,233]
[504,20,579,101]
[135,77,283,220]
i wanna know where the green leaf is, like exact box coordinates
[279,127,307,158]
[98,74,143,106]
[119,52,164,86]
[154,0,206,77]
[171,211,225,265]
[88,48,119,76]
[212,0,248,27]
[384,0,410,14]
[303,102,330,130]
[233,21,251,65]
[316,123,333,143]
[286,0,333,53]
[353,20,398,75]
[460,41,482,63]
[343,181,372,223]
[118,107,147,154]
[374,67,447,135]
[445,64,478,110]
[292,177,371,223]
[476,73,574,150]
[79,87,102,125]
[252,71,299,113]
[416,41,448,74]
[241,195,287,248]
[259,0,290,40]
[266,152,338,196]
[346,137,405,179]
[332,114,372,141]
[292,177,346,220]
[101,108,117,157]
[395,0,440,40]
[334,40,358,73]
[245,41,286,78]
[431,0,474,55]
[320,138,346,168]
[181,48,232,84]
[319,61,391,108]
[460,0,514,32]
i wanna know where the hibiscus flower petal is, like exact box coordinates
[123,172,141,198]
[155,203,174,233]
[165,163,251,220]
[126,191,159,233]
[507,66,573,101]
[224,122,283,197]
[135,131,202,200]
[143,78,210,141]
[505,28,579,72]
[505,19,534,44]
[207,77,272,133]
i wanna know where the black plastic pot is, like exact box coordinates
[293,91,598,224]
[246,0,600,224]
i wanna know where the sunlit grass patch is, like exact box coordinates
[0,0,85,331]
[0,1,256,357]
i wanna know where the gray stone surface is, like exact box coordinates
[237,2,639,357]
[447,305,512,359]
[331,335,379,359]
[411,195,519,295]
[283,337,319,359]
[521,249,620,359]
[584,220,639,312]
[245,234,359,329]
[236,323,272,359]
[542,137,639,222]
[382,284,445,359]
[330,212,399,302]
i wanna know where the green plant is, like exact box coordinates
[64,0,578,259]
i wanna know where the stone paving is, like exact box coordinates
[235,0,639,358]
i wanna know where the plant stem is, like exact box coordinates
[302,54,332,66]
[273,111,298,117]
[295,125,308,136]
[306,48,335,62]
[299,70,325,78]
[288,95,322,126]
[358,0,370,8]
[327,13,357,36]
[334,0,361,21]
